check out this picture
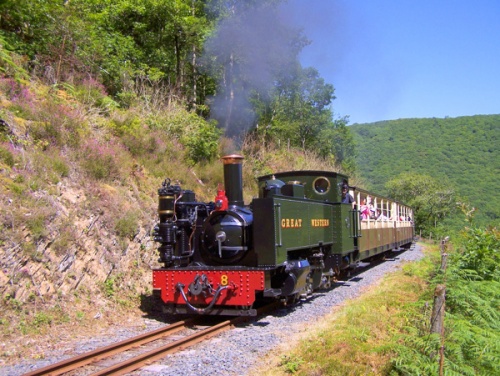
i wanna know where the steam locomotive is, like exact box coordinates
[152,155,414,316]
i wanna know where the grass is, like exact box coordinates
[256,243,438,376]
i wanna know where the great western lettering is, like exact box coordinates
[281,218,303,228]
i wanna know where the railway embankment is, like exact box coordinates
[259,231,499,376]
[2,244,425,376]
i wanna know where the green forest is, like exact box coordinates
[0,0,354,170]
[350,115,500,230]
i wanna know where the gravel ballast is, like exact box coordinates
[3,245,424,376]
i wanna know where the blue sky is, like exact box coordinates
[285,0,500,124]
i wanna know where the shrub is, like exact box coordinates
[30,100,86,148]
[26,214,48,240]
[29,121,59,148]
[80,139,120,180]
[72,78,109,108]
[23,196,57,242]
[0,78,32,102]
[51,220,77,256]
[116,90,137,108]
[451,226,499,281]
[145,108,221,165]
[102,277,115,298]
[122,132,156,157]
[109,111,141,136]
[33,312,52,327]
[29,149,70,185]
[0,35,29,80]
[114,210,139,240]
[51,157,69,179]
[392,230,500,375]
[181,118,221,165]
[0,144,14,167]
[443,229,500,375]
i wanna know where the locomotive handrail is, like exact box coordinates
[275,203,282,247]
[176,283,233,314]
[349,209,361,238]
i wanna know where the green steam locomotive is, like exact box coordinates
[152,155,414,316]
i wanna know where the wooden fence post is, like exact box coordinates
[431,284,446,375]
[440,239,448,272]
[431,237,450,375]
[430,284,446,336]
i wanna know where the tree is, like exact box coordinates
[317,115,356,173]
[0,0,62,58]
[0,0,216,104]
[68,0,214,99]
[267,66,335,149]
[386,173,457,235]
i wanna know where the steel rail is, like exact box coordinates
[90,303,280,376]
[22,303,280,376]
[22,319,195,376]
[91,318,238,376]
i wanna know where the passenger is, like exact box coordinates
[376,210,388,221]
[367,196,376,219]
[341,185,356,208]
[360,198,370,220]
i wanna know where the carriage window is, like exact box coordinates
[313,177,330,194]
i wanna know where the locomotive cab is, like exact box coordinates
[258,171,349,202]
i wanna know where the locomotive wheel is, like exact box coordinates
[310,269,323,290]
[284,293,299,306]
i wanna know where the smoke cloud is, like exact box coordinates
[202,3,306,146]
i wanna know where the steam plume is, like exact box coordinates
[203,3,306,147]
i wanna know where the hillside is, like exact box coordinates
[0,77,343,362]
[350,115,500,227]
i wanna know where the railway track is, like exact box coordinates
[22,304,278,376]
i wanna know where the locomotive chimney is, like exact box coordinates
[221,154,244,207]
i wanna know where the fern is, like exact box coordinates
[442,227,500,374]
[391,227,499,375]
[0,35,29,80]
